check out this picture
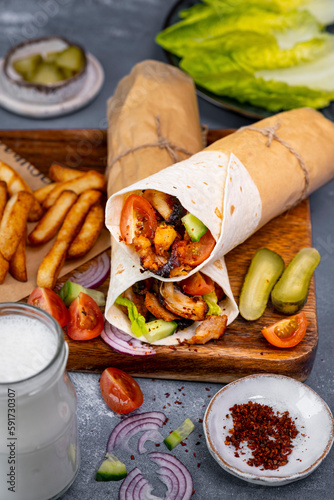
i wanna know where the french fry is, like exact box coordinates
[9,230,27,282]
[49,163,84,182]
[33,182,60,204]
[0,161,43,221]
[37,190,103,288]
[28,190,78,245]
[0,180,7,219]
[43,170,106,210]
[67,204,104,259]
[0,251,9,284]
[0,191,33,262]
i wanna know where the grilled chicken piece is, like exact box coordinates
[123,286,148,319]
[143,190,185,224]
[160,282,208,321]
[134,236,168,273]
[144,291,180,321]
[186,315,227,344]
[154,223,177,257]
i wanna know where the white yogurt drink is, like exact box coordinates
[0,303,80,500]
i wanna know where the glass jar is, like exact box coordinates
[0,303,80,500]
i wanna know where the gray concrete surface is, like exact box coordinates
[0,1,333,499]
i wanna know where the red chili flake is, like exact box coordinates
[198,434,202,438]
[224,401,299,470]
[205,388,210,391]
[155,443,160,447]
[199,419,203,423]
[131,455,135,460]
[165,393,170,398]
[181,442,186,446]
[193,452,197,457]
[197,463,201,468]
[192,490,195,496]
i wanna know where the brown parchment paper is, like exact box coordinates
[206,107,334,228]
[0,142,110,303]
[106,60,204,197]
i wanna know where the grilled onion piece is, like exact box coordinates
[159,282,208,321]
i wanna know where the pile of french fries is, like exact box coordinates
[0,161,106,288]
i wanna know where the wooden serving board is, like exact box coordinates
[1,129,317,383]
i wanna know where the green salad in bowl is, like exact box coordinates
[157,0,334,114]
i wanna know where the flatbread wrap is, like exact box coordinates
[106,107,334,282]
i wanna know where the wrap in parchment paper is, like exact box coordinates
[105,60,239,343]
[105,107,334,344]
[106,59,204,196]
[106,107,334,278]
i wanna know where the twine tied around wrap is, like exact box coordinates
[107,116,195,174]
[239,122,310,204]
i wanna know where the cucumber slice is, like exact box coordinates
[29,62,64,84]
[96,453,127,482]
[144,319,177,343]
[59,280,105,307]
[164,418,195,451]
[239,248,284,321]
[182,213,208,242]
[271,248,320,315]
[12,54,42,79]
[55,45,85,72]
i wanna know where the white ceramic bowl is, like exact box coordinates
[204,374,334,486]
[1,36,87,104]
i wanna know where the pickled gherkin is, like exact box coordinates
[55,46,85,72]
[12,45,85,84]
[13,53,42,80]
[271,247,320,314]
[239,248,284,321]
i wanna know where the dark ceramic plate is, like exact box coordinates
[161,0,334,121]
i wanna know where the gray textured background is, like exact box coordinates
[0,1,333,499]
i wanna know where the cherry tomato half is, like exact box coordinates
[182,230,216,267]
[28,287,69,327]
[261,312,307,348]
[67,292,104,341]
[120,194,157,244]
[182,272,215,296]
[100,367,143,414]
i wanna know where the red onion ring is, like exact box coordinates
[132,476,149,500]
[71,252,110,288]
[155,467,179,500]
[138,430,164,455]
[119,467,147,500]
[107,412,166,453]
[149,453,193,500]
[101,321,156,357]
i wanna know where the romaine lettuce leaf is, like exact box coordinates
[178,32,334,110]
[115,295,148,337]
[157,6,322,57]
[203,291,223,316]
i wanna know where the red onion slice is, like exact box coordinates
[107,412,166,453]
[119,467,146,500]
[155,467,179,500]
[138,430,164,455]
[120,421,165,454]
[149,453,193,500]
[132,476,148,500]
[101,321,156,357]
[71,252,110,288]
